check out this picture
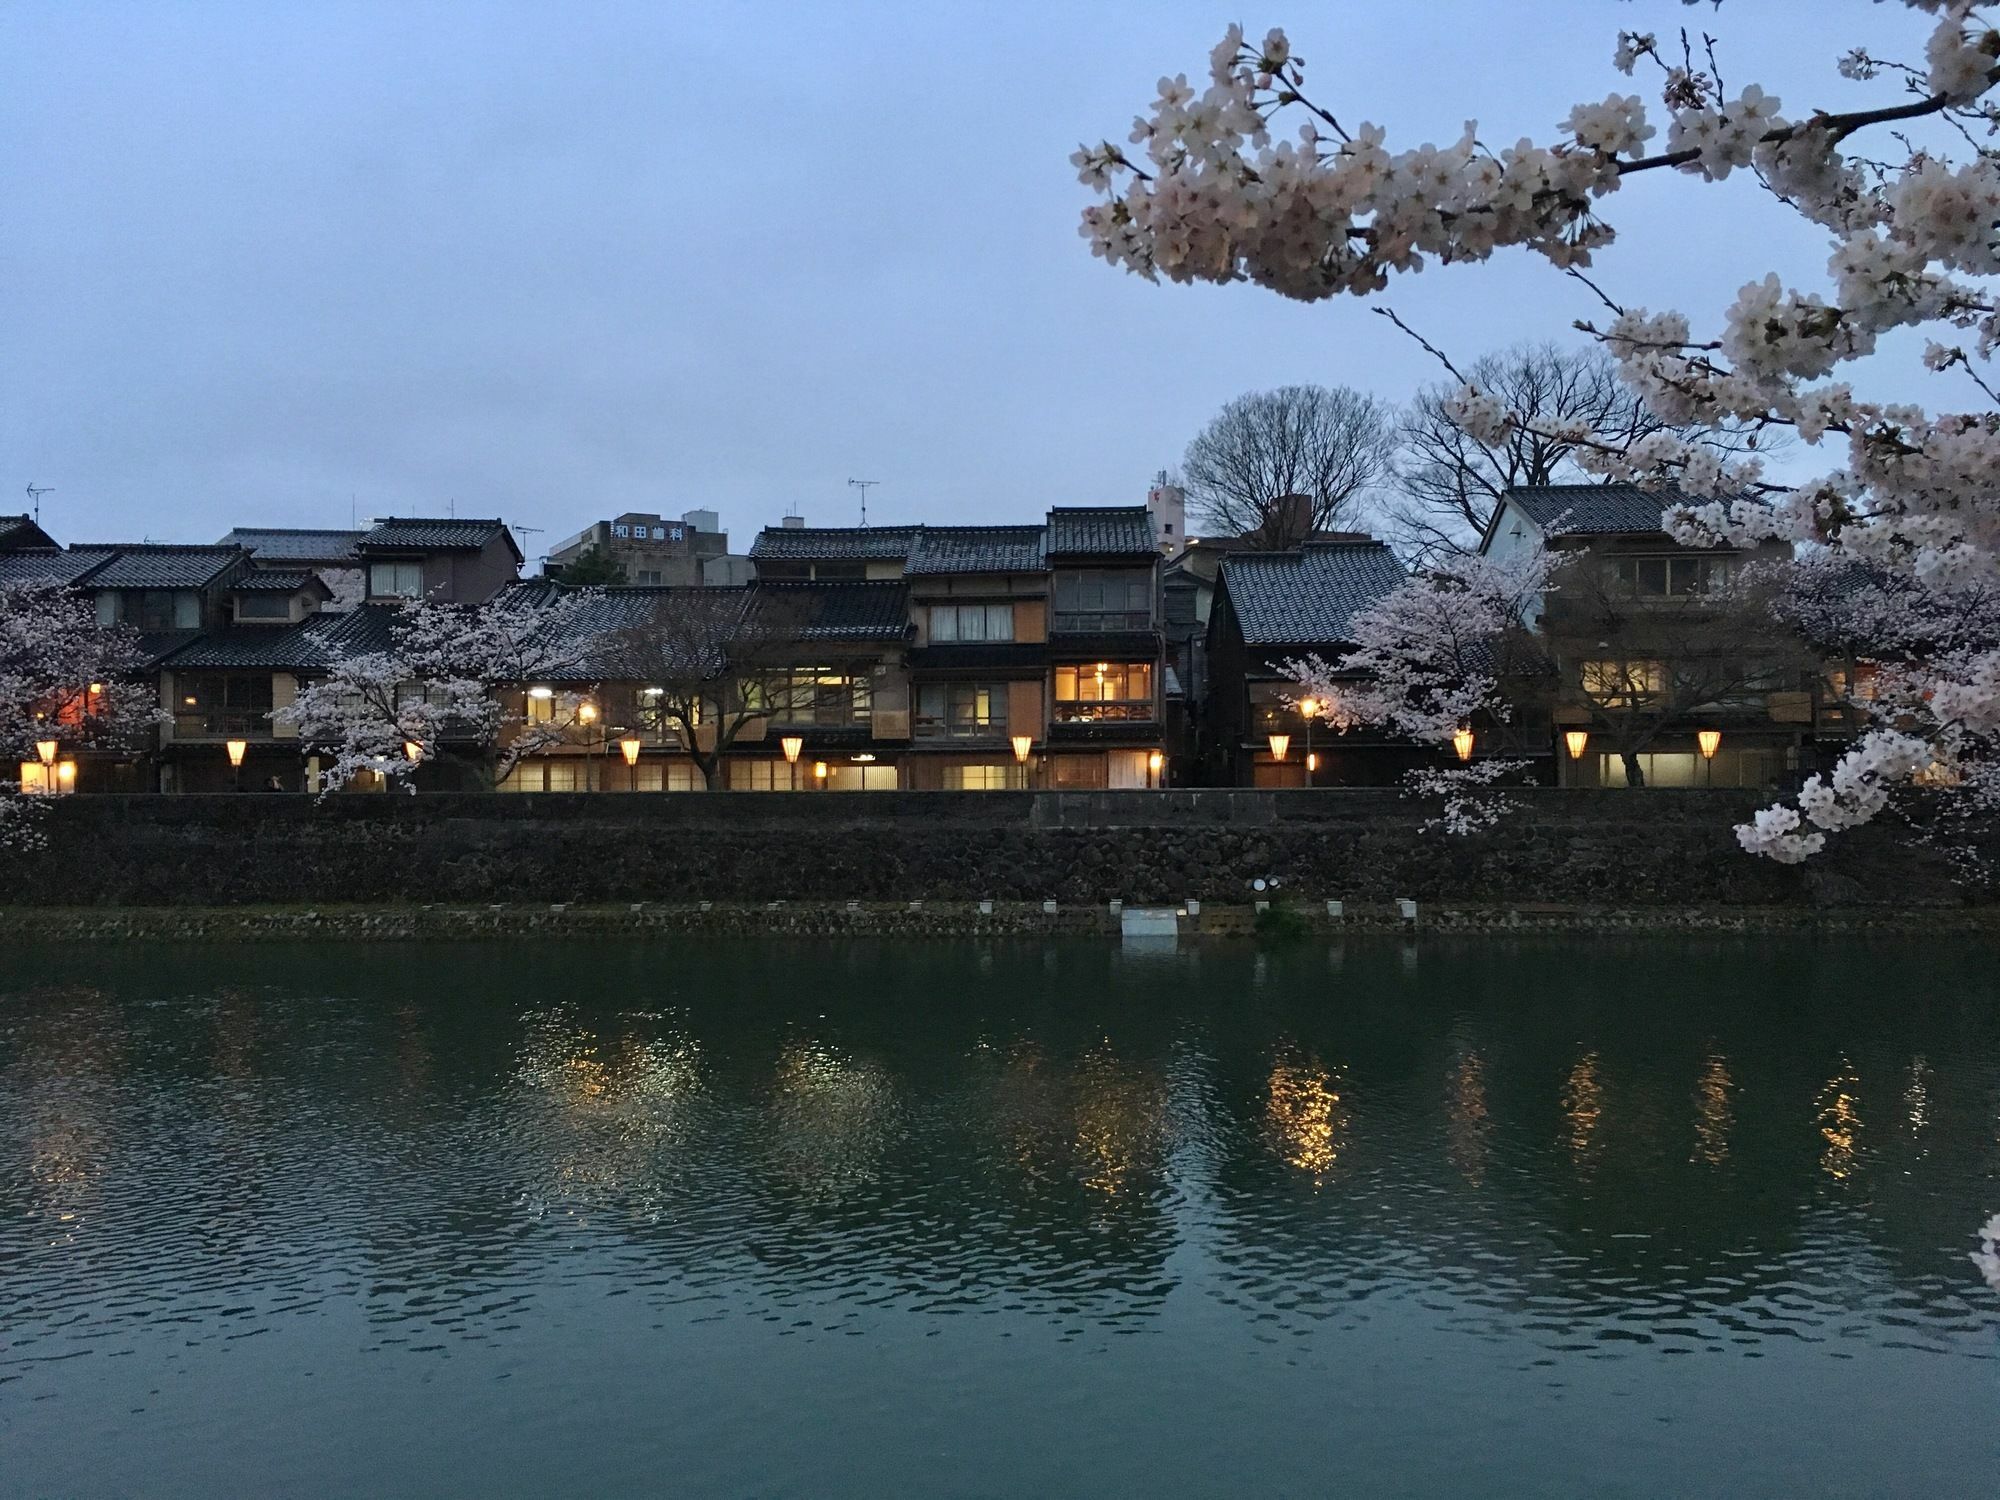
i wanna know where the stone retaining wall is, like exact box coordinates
[4,788,1990,910]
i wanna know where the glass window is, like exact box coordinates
[236,594,291,620]
[1614,556,1730,596]
[1053,570,1151,631]
[822,763,898,791]
[928,603,1014,643]
[95,592,117,626]
[1053,662,1153,720]
[944,764,1023,790]
[761,670,870,726]
[728,759,787,791]
[915,683,1007,738]
[370,561,423,598]
[524,689,557,724]
[544,760,582,792]
[1580,659,1665,703]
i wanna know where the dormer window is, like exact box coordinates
[235,593,292,620]
[370,561,422,598]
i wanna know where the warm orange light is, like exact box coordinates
[403,740,424,762]
[55,760,76,789]
[1299,697,1319,719]
[1565,730,1590,760]
[1268,734,1290,761]
[620,736,642,766]
[1453,727,1475,762]
[34,738,57,766]
[225,739,248,768]
[1306,751,1319,773]
[1011,735,1033,764]
[1697,728,1722,760]
[781,735,804,763]
[1148,750,1164,774]
[577,701,598,724]
[812,761,828,781]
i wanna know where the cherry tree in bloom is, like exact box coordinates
[0,579,159,844]
[278,589,603,793]
[1278,553,1553,833]
[1076,4,2000,864]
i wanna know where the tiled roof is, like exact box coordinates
[231,570,322,592]
[79,545,246,590]
[356,518,522,560]
[1045,505,1155,557]
[160,604,400,671]
[748,581,912,640]
[0,515,59,551]
[748,526,920,562]
[1501,484,1706,537]
[0,549,116,586]
[218,527,365,562]
[905,526,1046,575]
[1219,540,1408,647]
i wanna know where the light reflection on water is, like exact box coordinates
[0,936,1995,1498]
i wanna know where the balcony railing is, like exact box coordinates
[914,716,1008,740]
[1053,701,1153,723]
[174,711,272,739]
[1051,611,1151,634]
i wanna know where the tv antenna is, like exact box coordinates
[847,477,879,528]
[26,483,53,523]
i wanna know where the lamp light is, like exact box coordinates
[1565,730,1590,760]
[527,685,554,700]
[35,739,57,766]
[1299,697,1319,719]
[1268,734,1290,761]
[781,735,804,764]
[225,739,248,768]
[55,761,75,791]
[577,701,598,724]
[1147,750,1164,774]
[1306,751,1319,773]
[1011,735,1033,764]
[812,761,828,782]
[403,740,424,762]
[620,736,642,767]
[1697,728,1722,760]
[1453,727,1475,763]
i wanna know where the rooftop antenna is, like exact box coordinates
[847,477,878,528]
[26,483,53,523]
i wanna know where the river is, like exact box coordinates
[1,937,1994,1497]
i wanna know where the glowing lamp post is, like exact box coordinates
[812,760,829,787]
[1298,697,1318,784]
[1697,727,1721,787]
[1267,733,1290,762]
[1453,727,1475,763]
[225,738,248,793]
[1565,730,1589,759]
[781,735,804,790]
[35,738,58,767]
[1147,749,1164,788]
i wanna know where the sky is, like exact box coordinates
[0,0,1939,563]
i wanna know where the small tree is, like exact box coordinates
[279,589,604,792]
[555,546,625,586]
[1280,553,1552,831]
[597,588,816,789]
[0,580,159,839]
[1182,384,1393,546]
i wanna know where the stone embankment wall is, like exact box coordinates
[5,789,1988,910]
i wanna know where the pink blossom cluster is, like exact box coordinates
[1080,1,2000,863]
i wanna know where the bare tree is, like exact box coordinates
[1386,343,1769,564]
[596,588,817,789]
[1181,385,1393,547]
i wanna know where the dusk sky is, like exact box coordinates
[2,1,1933,562]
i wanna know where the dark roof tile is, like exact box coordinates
[1218,540,1407,646]
[356,518,521,560]
[748,526,920,562]
[80,545,246,590]
[218,527,366,562]
[905,526,1046,575]
[1046,506,1155,557]
[1501,484,1715,538]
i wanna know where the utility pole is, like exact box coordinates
[847,478,878,528]
[26,483,53,523]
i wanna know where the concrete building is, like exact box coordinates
[545,509,733,586]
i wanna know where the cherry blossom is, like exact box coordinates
[1079,1,2000,864]
[1975,1213,2000,1292]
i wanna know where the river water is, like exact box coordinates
[0,937,1994,1497]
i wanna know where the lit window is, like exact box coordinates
[1054,662,1153,720]
[1580,659,1666,703]
[928,603,1014,643]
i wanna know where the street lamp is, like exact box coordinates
[1564,730,1589,760]
[35,738,57,769]
[577,700,598,725]
[225,738,248,793]
[1147,748,1164,788]
[1267,733,1290,762]
[781,735,803,790]
[1697,729,1722,760]
[1453,727,1475,763]
[1298,697,1318,785]
[812,760,829,786]
[620,735,642,791]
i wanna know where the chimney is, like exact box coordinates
[781,512,805,530]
